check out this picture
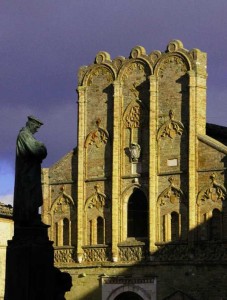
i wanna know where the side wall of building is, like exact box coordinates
[0,205,13,300]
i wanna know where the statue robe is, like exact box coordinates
[13,126,47,224]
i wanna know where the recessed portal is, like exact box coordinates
[114,291,143,300]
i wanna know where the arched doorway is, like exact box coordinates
[114,291,143,300]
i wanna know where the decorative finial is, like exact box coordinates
[210,173,216,183]
[169,110,174,120]
[94,184,100,193]
[60,185,65,192]
[96,118,101,127]
[168,177,174,185]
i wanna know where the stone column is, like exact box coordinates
[149,75,158,255]
[188,51,207,243]
[188,70,197,243]
[76,86,86,262]
[111,81,122,262]
[41,168,50,226]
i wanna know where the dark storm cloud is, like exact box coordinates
[1,0,227,202]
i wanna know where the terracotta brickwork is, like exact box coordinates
[42,40,227,300]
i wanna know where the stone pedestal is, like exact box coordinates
[4,226,55,300]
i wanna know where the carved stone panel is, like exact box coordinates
[85,184,107,211]
[85,118,110,178]
[123,99,142,129]
[197,173,226,213]
[54,246,76,263]
[82,246,111,262]
[157,177,188,242]
[118,244,148,262]
[121,61,150,176]
[85,118,109,149]
[157,110,184,140]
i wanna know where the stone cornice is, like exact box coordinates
[198,134,227,154]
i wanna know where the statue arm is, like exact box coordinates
[17,130,47,160]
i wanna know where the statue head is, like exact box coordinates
[26,115,43,134]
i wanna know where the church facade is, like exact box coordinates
[42,40,227,300]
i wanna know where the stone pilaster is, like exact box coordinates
[193,50,207,135]
[111,80,122,262]
[149,75,158,254]
[188,70,197,242]
[41,168,50,226]
[76,86,86,262]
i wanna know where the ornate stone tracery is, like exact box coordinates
[84,118,109,148]
[157,110,184,140]
[85,184,107,210]
[157,177,187,242]
[84,185,109,246]
[50,186,76,247]
[54,247,76,263]
[157,177,185,207]
[82,246,110,262]
[118,244,147,262]
[51,186,75,215]
[197,173,226,207]
[123,99,142,129]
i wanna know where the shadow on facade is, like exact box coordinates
[55,207,227,300]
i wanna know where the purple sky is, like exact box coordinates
[1,0,227,204]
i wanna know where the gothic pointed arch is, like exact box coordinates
[84,118,109,149]
[50,186,76,246]
[118,53,152,177]
[157,177,187,242]
[84,184,108,246]
[85,184,107,211]
[121,185,147,241]
[197,173,226,209]
[157,110,184,140]
[50,186,75,213]
[127,189,148,239]
[197,173,227,241]
[81,51,116,87]
[155,40,190,176]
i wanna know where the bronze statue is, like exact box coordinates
[13,116,47,226]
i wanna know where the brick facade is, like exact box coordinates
[42,40,227,300]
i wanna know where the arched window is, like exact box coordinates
[127,189,148,238]
[97,217,104,244]
[55,222,59,246]
[210,209,222,240]
[63,218,70,246]
[171,212,179,241]
[162,215,166,242]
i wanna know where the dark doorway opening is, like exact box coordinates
[114,291,143,300]
[128,189,148,238]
